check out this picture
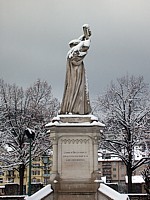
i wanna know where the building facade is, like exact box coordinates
[98,151,147,193]
[0,155,52,194]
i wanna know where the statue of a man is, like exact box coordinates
[60,24,92,115]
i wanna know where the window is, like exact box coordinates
[0,178,3,183]
[32,178,36,182]
[113,168,116,171]
[8,170,14,176]
[44,170,50,175]
[37,171,40,175]
[32,171,35,175]
[32,163,40,167]
[113,174,116,178]
[32,170,40,176]
[0,171,4,176]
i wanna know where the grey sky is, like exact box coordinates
[0,0,150,101]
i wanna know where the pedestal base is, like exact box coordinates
[52,180,99,193]
[52,180,99,200]
[46,114,104,200]
[56,193,97,200]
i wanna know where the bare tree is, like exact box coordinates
[141,163,150,196]
[94,75,150,193]
[0,79,59,194]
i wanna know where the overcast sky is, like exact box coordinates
[0,0,150,101]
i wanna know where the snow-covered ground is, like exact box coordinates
[125,175,144,183]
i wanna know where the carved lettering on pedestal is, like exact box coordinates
[58,136,92,179]
[63,150,88,162]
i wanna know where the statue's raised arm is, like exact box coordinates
[67,24,91,59]
[82,24,92,40]
[60,24,92,115]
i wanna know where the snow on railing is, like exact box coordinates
[24,184,53,200]
[98,183,130,200]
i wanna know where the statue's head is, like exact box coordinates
[69,39,80,48]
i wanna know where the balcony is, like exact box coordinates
[102,162,111,166]
[43,173,50,178]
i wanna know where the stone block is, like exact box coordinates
[46,114,104,198]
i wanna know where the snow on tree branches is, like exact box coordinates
[0,79,60,194]
[94,75,150,193]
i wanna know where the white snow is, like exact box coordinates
[67,38,90,59]
[91,115,98,121]
[45,114,105,127]
[4,144,12,152]
[82,24,90,28]
[99,183,129,200]
[125,175,145,183]
[98,157,122,162]
[24,184,53,200]
[101,176,107,183]
[83,39,90,47]
[57,114,95,118]
[134,146,144,160]
[46,121,104,127]
[98,151,122,161]
[26,128,31,134]
[52,116,60,122]
[69,39,80,46]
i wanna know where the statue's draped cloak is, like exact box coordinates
[60,54,91,114]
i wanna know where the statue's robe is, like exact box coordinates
[60,48,91,115]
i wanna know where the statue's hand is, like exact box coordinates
[82,24,91,39]
[88,29,92,37]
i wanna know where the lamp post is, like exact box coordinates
[24,128,35,196]
[42,153,49,185]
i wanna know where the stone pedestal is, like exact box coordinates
[46,114,104,200]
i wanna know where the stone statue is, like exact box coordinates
[60,24,92,115]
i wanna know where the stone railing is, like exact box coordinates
[24,184,53,200]
[98,183,129,200]
[0,196,26,200]
[128,194,149,200]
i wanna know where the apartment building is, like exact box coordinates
[98,149,147,193]
[98,155,126,183]
[98,146,148,183]
[0,155,52,194]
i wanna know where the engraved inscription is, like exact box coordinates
[63,150,88,162]
[58,136,93,179]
